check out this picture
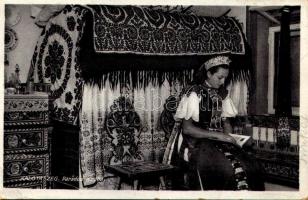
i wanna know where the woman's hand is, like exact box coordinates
[182,119,239,148]
[219,133,238,146]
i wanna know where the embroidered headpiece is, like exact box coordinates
[202,56,231,70]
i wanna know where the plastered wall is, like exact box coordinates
[5,5,42,83]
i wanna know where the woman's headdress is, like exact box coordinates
[201,56,231,71]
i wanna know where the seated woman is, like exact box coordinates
[167,56,265,190]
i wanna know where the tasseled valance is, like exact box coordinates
[80,5,251,87]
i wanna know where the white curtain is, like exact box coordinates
[79,79,182,188]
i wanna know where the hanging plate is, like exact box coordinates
[5,27,18,52]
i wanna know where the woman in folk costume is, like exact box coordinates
[163,55,265,190]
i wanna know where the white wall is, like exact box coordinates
[5,5,42,83]
[228,6,247,34]
[192,6,247,33]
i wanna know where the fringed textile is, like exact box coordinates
[85,70,194,90]
[80,5,252,86]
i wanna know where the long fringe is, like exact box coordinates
[86,69,250,90]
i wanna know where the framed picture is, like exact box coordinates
[268,24,300,116]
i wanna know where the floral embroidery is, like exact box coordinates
[44,41,65,84]
[30,6,88,125]
[65,92,73,104]
[67,16,76,31]
[62,5,73,14]
[38,24,73,100]
[106,97,143,164]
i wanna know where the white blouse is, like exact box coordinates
[174,91,238,121]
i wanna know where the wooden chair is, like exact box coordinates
[160,94,201,190]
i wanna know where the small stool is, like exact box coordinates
[104,161,175,190]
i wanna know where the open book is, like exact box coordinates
[229,133,251,147]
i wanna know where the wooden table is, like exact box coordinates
[104,161,175,190]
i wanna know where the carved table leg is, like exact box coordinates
[133,179,140,190]
[117,177,122,190]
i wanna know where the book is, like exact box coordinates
[229,133,251,147]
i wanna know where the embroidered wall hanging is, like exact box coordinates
[106,96,143,164]
[88,5,245,55]
[28,5,89,125]
[79,5,251,91]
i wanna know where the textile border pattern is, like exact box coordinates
[89,5,245,55]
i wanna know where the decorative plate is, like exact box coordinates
[5,27,18,52]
